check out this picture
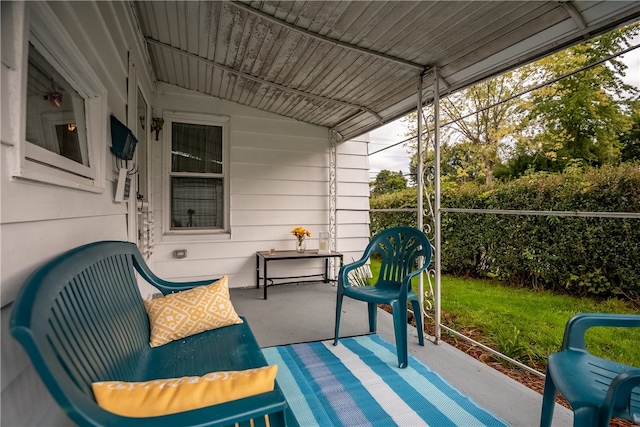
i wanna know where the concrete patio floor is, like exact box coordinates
[230,281,573,427]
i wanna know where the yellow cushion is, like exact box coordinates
[144,275,243,347]
[92,365,278,417]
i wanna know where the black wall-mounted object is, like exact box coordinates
[110,115,138,160]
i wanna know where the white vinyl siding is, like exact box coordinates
[337,133,372,262]
[0,4,373,426]
[150,86,371,288]
[151,84,336,286]
[0,2,154,426]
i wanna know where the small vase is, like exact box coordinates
[295,238,306,253]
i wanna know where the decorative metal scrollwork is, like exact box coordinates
[328,131,338,281]
[419,110,437,320]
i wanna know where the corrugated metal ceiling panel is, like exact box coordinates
[133,1,640,141]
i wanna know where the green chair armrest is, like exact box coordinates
[399,263,428,293]
[562,313,640,351]
[600,369,640,426]
[338,256,370,289]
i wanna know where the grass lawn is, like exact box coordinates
[437,275,640,369]
[368,259,640,370]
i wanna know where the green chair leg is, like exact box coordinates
[540,371,556,427]
[368,302,377,333]
[392,300,408,368]
[333,293,343,345]
[573,407,599,427]
[411,299,424,346]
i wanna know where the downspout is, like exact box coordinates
[433,68,442,343]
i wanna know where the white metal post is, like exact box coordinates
[433,68,442,343]
[416,74,424,325]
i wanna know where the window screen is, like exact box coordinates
[170,122,225,230]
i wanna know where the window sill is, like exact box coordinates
[13,165,104,193]
[160,230,232,243]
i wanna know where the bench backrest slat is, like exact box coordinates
[11,241,151,398]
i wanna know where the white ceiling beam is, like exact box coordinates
[559,1,589,38]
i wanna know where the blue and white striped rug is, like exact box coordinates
[262,334,508,427]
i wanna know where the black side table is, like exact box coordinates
[255,250,343,299]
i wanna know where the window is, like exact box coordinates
[164,113,230,235]
[9,3,106,191]
[25,43,91,177]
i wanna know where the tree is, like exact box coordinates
[403,25,640,183]
[403,68,535,186]
[620,100,640,162]
[521,25,639,171]
[442,72,536,186]
[408,141,485,186]
[370,170,407,195]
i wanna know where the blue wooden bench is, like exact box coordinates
[10,241,294,427]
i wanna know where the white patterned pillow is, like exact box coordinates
[144,275,243,347]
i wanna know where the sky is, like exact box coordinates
[367,40,640,180]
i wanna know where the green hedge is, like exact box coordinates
[370,164,640,302]
[370,188,419,234]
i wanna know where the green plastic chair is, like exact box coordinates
[333,226,432,368]
[540,313,640,427]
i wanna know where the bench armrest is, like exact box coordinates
[562,313,640,352]
[131,247,218,294]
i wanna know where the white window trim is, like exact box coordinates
[12,3,106,192]
[162,111,231,239]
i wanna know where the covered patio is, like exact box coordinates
[229,281,573,426]
[2,1,639,426]
[137,0,640,357]
[134,0,640,343]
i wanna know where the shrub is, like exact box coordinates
[370,163,640,302]
[370,188,419,234]
[441,163,640,302]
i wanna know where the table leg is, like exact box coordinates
[324,258,329,282]
[256,254,260,289]
[263,259,268,300]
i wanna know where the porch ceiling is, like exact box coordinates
[133,1,640,141]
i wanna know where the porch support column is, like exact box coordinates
[329,130,338,278]
[416,73,425,328]
[433,68,442,343]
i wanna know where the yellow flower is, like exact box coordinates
[291,227,311,241]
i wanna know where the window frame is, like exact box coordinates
[12,3,106,192]
[162,111,231,238]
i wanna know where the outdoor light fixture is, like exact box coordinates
[151,117,164,141]
[45,91,63,107]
